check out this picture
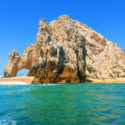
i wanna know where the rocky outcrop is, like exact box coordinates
[4,15,125,82]
[27,18,87,84]
[29,39,86,84]
[4,16,87,83]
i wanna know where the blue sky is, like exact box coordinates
[0,0,125,76]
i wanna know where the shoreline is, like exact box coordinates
[0,76,125,85]
[0,76,34,85]
[85,78,125,83]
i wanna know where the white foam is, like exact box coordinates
[41,84,59,86]
[0,82,60,85]
[0,81,28,85]
[0,118,17,125]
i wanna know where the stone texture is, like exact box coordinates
[28,25,87,83]
[4,15,125,82]
[30,41,86,84]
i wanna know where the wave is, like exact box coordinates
[0,81,28,85]
[38,84,59,86]
[0,82,59,85]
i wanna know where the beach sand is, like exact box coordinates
[85,78,125,83]
[0,76,125,85]
[0,76,34,85]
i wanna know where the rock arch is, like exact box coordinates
[4,19,51,78]
[4,44,39,77]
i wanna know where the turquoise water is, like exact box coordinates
[0,83,125,125]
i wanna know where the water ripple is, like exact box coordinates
[0,83,125,124]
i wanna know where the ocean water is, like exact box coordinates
[0,83,125,125]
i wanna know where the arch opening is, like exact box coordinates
[17,68,30,76]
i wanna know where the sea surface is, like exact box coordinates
[0,83,125,125]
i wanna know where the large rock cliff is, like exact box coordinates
[4,15,125,82]
[4,15,87,83]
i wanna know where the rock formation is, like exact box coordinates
[4,44,38,77]
[4,15,87,83]
[4,15,125,83]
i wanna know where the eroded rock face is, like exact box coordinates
[29,40,86,84]
[27,22,87,83]
[4,15,125,81]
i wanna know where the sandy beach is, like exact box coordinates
[0,76,34,85]
[0,76,125,85]
[85,78,125,83]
